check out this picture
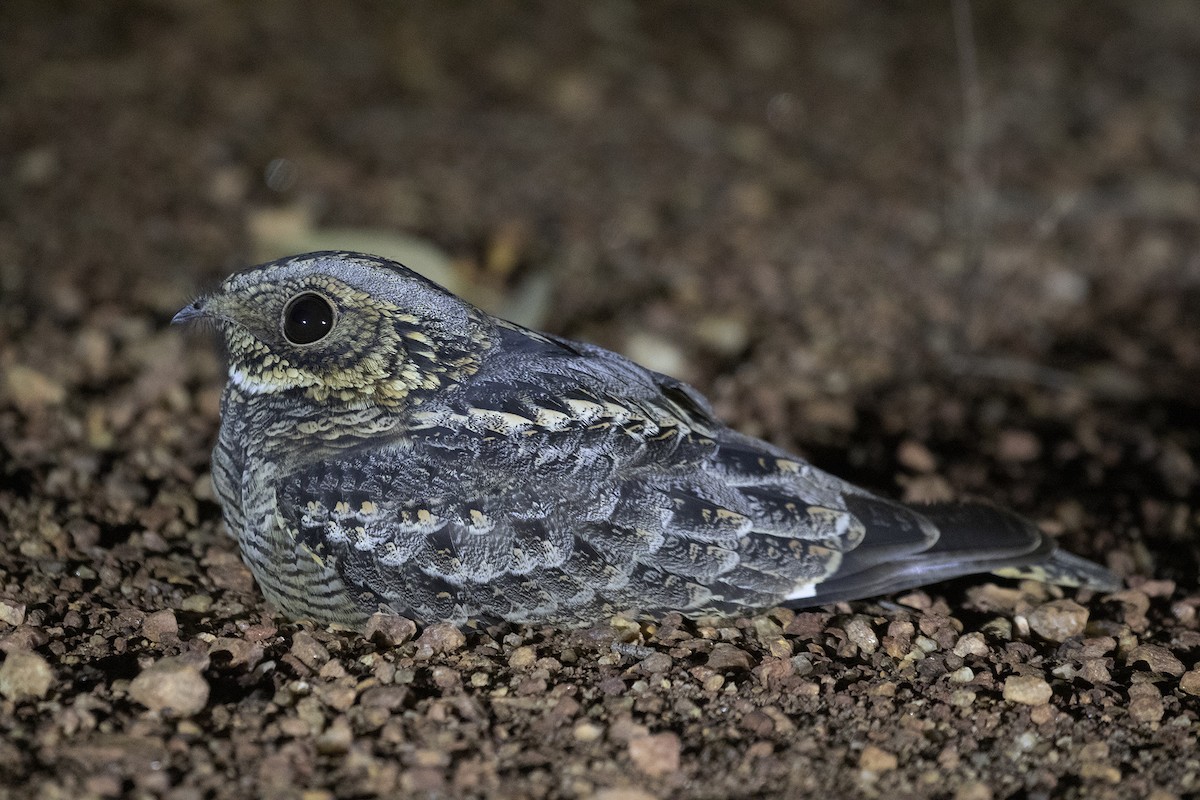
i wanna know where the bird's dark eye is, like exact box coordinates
[282,293,335,345]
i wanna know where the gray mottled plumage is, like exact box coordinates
[175,251,1119,628]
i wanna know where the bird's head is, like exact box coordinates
[174,251,491,406]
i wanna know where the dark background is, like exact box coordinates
[1,3,1198,799]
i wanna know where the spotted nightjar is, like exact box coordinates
[174,251,1119,628]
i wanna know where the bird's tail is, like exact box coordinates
[914,501,1121,591]
[990,549,1122,591]
[803,496,1120,605]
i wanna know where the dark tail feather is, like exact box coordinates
[992,549,1123,592]
[804,495,1120,605]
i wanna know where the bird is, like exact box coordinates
[174,251,1120,628]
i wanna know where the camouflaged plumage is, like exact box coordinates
[176,251,1119,627]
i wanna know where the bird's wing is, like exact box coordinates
[271,386,733,623]
[275,323,1078,625]
[270,325,877,623]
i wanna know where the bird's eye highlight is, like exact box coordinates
[282,293,335,345]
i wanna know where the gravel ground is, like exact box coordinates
[2,3,1199,799]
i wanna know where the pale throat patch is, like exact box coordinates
[229,365,280,394]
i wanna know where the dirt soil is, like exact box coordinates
[2,3,1199,799]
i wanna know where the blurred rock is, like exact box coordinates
[0,651,54,700]
[1127,684,1164,723]
[128,656,210,715]
[628,732,681,777]
[0,601,26,627]
[623,332,689,380]
[593,790,658,800]
[142,609,179,643]
[692,313,750,356]
[859,744,898,772]
[897,440,938,473]
[508,646,537,670]
[996,430,1041,463]
[4,365,66,413]
[1003,675,1052,706]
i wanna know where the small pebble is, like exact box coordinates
[208,637,264,669]
[844,618,879,654]
[640,652,673,674]
[0,601,26,627]
[508,646,537,670]
[953,781,993,800]
[573,722,604,743]
[897,440,938,473]
[143,609,179,643]
[415,622,466,654]
[1127,683,1164,723]
[411,748,450,768]
[128,657,210,715]
[859,745,898,772]
[952,632,989,658]
[1081,658,1112,685]
[997,429,1041,462]
[290,631,330,669]
[1179,670,1200,696]
[1148,790,1182,800]
[627,733,681,777]
[766,637,793,659]
[623,333,689,380]
[316,718,353,755]
[1003,675,1052,706]
[1137,579,1175,598]
[360,686,409,711]
[593,790,658,800]
[1109,590,1151,630]
[949,667,974,683]
[692,313,749,356]
[706,643,754,671]
[364,613,417,647]
[1127,644,1185,676]
[609,717,650,743]
[1029,704,1057,725]
[1027,600,1088,642]
[0,650,54,700]
[1079,761,1122,783]
[181,594,213,613]
[4,364,66,412]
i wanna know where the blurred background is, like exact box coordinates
[3,1,1199,568]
